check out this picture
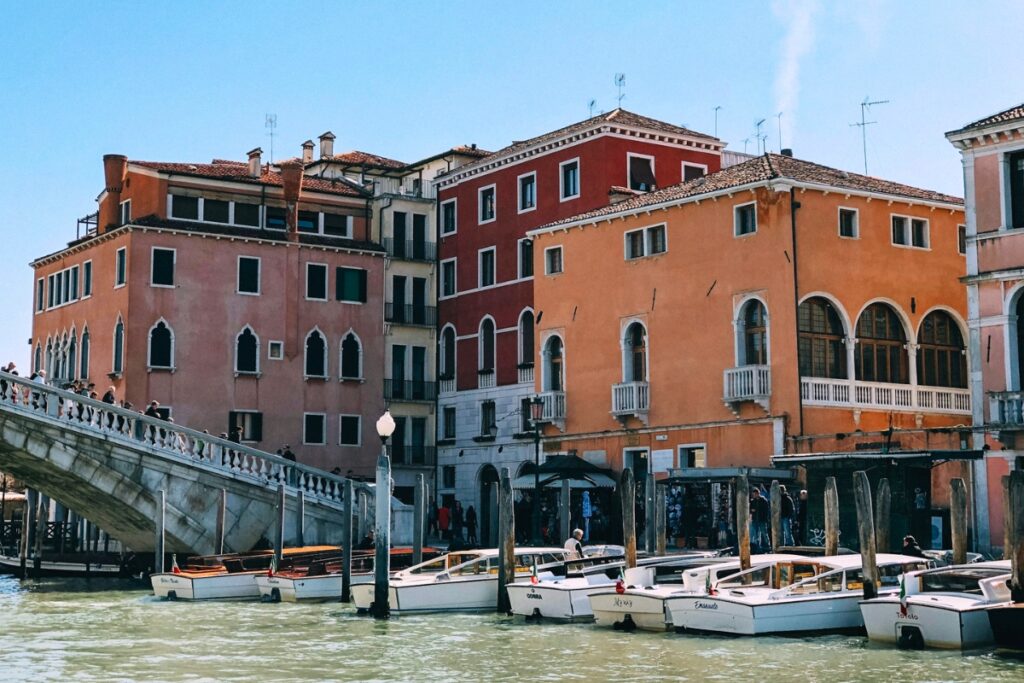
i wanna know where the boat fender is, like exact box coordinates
[897,626,925,650]
[613,614,637,632]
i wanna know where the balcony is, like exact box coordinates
[384,379,437,402]
[385,303,437,327]
[800,377,971,415]
[390,444,437,467]
[988,391,1024,426]
[478,370,496,389]
[375,177,436,200]
[439,376,455,394]
[612,381,649,425]
[517,363,535,385]
[537,390,566,430]
[383,238,437,262]
[723,365,771,414]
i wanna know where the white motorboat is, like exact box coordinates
[508,551,722,622]
[589,553,806,632]
[859,561,1011,649]
[667,553,930,636]
[350,547,572,614]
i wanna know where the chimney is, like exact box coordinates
[247,147,263,177]
[780,148,793,157]
[99,154,128,232]
[318,131,335,159]
[301,140,315,164]
[279,159,304,239]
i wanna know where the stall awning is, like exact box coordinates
[511,473,618,490]
[665,467,797,483]
[770,449,983,466]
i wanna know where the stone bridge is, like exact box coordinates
[0,371,376,555]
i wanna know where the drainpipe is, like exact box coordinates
[790,187,803,441]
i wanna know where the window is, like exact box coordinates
[739,300,768,365]
[839,208,859,238]
[798,297,846,379]
[120,200,132,224]
[304,413,326,445]
[958,225,967,255]
[479,318,495,372]
[205,199,230,224]
[235,327,259,374]
[560,159,580,200]
[441,259,457,297]
[440,326,456,379]
[683,163,707,182]
[235,201,261,227]
[228,411,263,442]
[112,318,124,374]
[169,195,199,220]
[917,311,966,388]
[35,279,44,312]
[518,172,536,212]
[442,465,456,488]
[734,202,757,236]
[151,248,175,287]
[441,199,457,235]
[34,344,41,374]
[268,341,284,360]
[519,310,535,366]
[855,303,908,384]
[336,267,367,303]
[148,320,173,369]
[480,400,496,437]
[340,332,361,379]
[545,246,563,275]
[237,256,260,295]
[339,415,361,446]
[297,210,319,233]
[518,239,534,278]
[47,274,54,308]
[265,206,287,230]
[1008,150,1024,229]
[83,261,92,297]
[892,215,929,248]
[626,229,645,259]
[479,185,496,223]
[628,154,657,192]
[543,336,564,391]
[479,248,495,288]
[443,406,456,440]
[623,322,647,382]
[323,213,350,237]
[679,445,707,468]
[625,224,667,259]
[80,329,90,378]
[115,247,127,287]
[648,225,667,255]
[306,263,327,300]
[304,329,327,378]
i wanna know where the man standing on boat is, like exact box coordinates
[564,529,584,559]
[779,485,795,547]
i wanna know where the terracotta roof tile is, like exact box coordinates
[448,145,492,158]
[323,150,407,169]
[947,103,1024,136]
[132,159,369,198]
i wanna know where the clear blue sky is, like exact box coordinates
[1,1,1021,369]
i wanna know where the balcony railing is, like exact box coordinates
[439,377,455,394]
[374,177,436,199]
[800,377,971,414]
[390,444,437,467]
[384,379,437,402]
[538,390,566,422]
[385,303,437,327]
[383,238,437,262]
[517,363,535,385]
[988,391,1024,426]
[612,381,650,422]
[723,365,771,412]
[478,370,496,389]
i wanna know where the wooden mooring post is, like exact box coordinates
[1002,475,1012,561]
[736,473,750,572]
[875,478,891,553]
[655,482,667,557]
[950,477,968,566]
[341,479,354,603]
[274,483,286,563]
[371,451,391,619]
[646,470,657,554]
[33,494,48,577]
[560,478,571,544]
[20,489,36,579]
[413,474,425,567]
[620,468,637,569]
[852,471,879,601]
[824,476,839,556]
[294,490,306,548]
[496,467,515,614]
[1005,471,1023,603]
[769,480,782,552]
[154,489,166,574]
[215,489,227,555]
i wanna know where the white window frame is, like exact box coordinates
[442,405,457,440]
[677,442,708,469]
[733,201,758,237]
[440,257,457,299]
[146,317,175,371]
[111,317,125,376]
[150,247,176,289]
[517,237,534,279]
[478,184,497,225]
[838,206,860,239]
[35,278,45,313]
[305,262,328,301]
[682,162,709,181]
[236,255,261,296]
[339,330,364,381]
[890,213,930,250]
[119,199,131,224]
[338,414,362,447]
[115,247,127,288]
[544,245,564,275]
[231,410,262,444]
[478,316,496,372]
[440,198,458,236]
[559,158,581,201]
[517,171,537,214]
[234,325,261,376]
[478,247,496,288]
[958,224,967,255]
[82,260,93,298]
[303,327,329,379]
[303,412,327,446]
[627,152,657,191]
[268,340,284,360]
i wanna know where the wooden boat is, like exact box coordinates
[988,600,1024,650]
[859,561,1010,649]
[0,553,123,578]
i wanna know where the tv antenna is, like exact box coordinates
[742,137,751,154]
[588,99,597,117]
[713,105,722,138]
[754,118,766,154]
[776,111,784,152]
[265,114,278,163]
[614,73,626,107]
[850,96,889,174]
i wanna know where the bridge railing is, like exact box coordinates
[0,371,369,508]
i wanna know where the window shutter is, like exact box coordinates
[358,269,367,302]
[228,411,238,435]
[335,267,344,300]
[252,413,263,442]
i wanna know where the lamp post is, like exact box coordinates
[372,410,396,619]
[529,396,545,545]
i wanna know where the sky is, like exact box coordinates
[0,0,1022,368]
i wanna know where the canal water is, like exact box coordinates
[0,576,1021,682]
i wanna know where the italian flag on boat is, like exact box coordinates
[898,575,908,616]
[705,569,716,596]
[615,567,626,594]
[530,560,539,585]
[268,555,278,578]
[171,554,181,575]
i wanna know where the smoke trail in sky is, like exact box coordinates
[772,0,820,152]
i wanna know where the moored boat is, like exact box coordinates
[988,600,1024,651]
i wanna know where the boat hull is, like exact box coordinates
[669,592,868,636]
[507,581,601,621]
[0,555,122,578]
[988,604,1024,650]
[860,597,994,649]
[151,572,260,601]
[589,589,677,631]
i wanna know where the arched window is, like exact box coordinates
[80,328,90,379]
[340,332,362,379]
[304,329,327,378]
[440,326,456,379]
[855,303,908,383]
[57,333,68,381]
[1016,296,1024,390]
[798,297,847,379]
[543,336,564,391]
[45,338,53,378]
[740,300,768,365]
[148,320,174,369]
[112,319,124,374]
[519,310,535,366]
[68,332,77,381]
[34,344,42,374]
[917,311,966,388]
[479,318,495,372]
[623,322,647,382]
[235,326,259,374]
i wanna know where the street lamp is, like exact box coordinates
[530,396,545,545]
[372,410,396,619]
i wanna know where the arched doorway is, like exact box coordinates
[478,465,499,547]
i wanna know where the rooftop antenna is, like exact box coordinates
[742,137,751,154]
[850,96,889,174]
[265,114,278,164]
[776,112,784,152]
[588,99,597,117]
[713,105,722,138]
[754,118,766,154]
[614,73,626,108]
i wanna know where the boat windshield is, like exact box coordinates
[451,557,491,576]
[920,567,1010,595]
[843,562,928,590]
[776,562,822,587]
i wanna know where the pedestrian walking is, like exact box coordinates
[465,505,478,545]
[750,488,771,552]
[779,485,795,546]
[438,502,450,541]
[451,500,464,543]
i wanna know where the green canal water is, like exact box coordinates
[0,576,1022,682]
